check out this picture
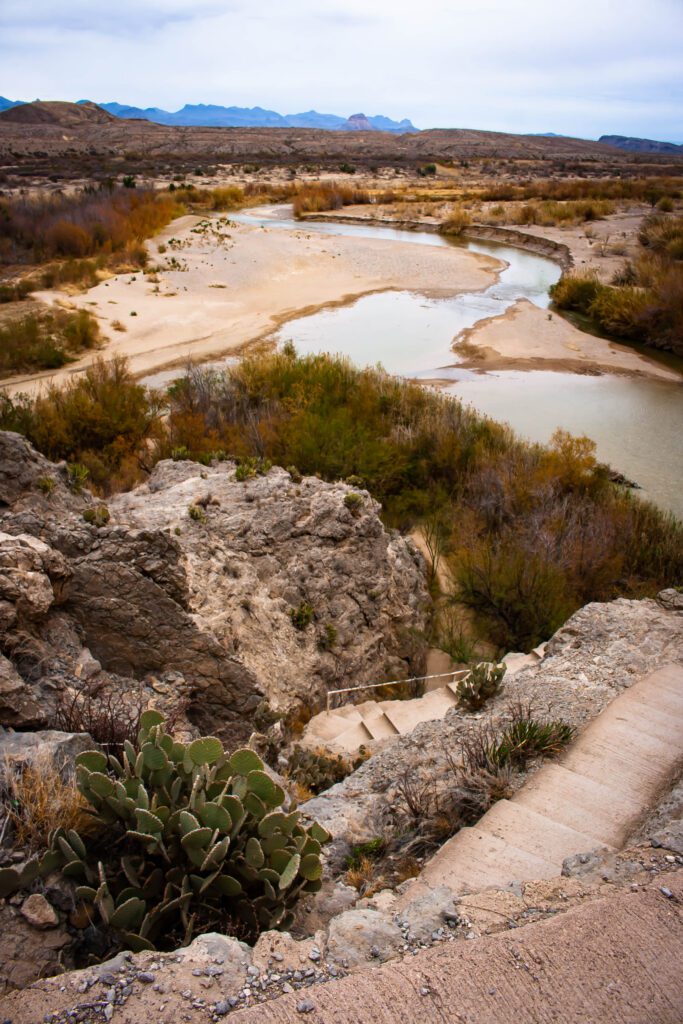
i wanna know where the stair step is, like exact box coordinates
[644,663,683,698]
[362,709,399,740]
[514,762,643,846]
[561,730,679,793]
[481,799,613,865]
[303,712,357,743]
[616,685,683,726]
[382,694,452,734]
[598,701,683,745]
[328,720,374,752]
[419,825,558,894]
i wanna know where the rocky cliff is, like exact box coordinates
[0,432,429,743]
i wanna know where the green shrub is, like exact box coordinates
[343,491,364,514]
[290,601,315,631]
[488,715,574,767]
[67,463,90,494]
[550,273,602,313]
[188,503,206,523]
[0,714,330,950]
[317,623,338,652]
[0,308,100,377]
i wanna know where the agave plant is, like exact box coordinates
[0,712,329,951]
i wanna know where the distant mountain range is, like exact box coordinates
[598,134,683,154]
[85,102,418,133]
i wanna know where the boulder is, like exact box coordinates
[0,433,430,743]
[0,727,95,773]
[326,908,403,966]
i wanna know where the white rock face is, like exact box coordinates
[0,434,429,742]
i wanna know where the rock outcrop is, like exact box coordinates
[0,432,429,742]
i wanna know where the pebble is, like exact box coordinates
[296,999,316,1014]
[660,886,674,898]
[214,1000,230,1017]
[137,972,156,984]
[419,987,431,996]
[272,952,284,962]
[309,948,321,962]
[104,1006,114,1022]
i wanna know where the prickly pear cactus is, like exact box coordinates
[26,712,329,951]
[456,662,506,711]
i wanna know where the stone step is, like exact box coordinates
[596,699,683,746]
[480,799,613,865]
[616,683,683,725]
[382,689,456,733]
[328,720,374,752]
[303,713,356,744]
[418,825,558,894]
[645,663,683,698]
[514,762,644,847]
[561,729,678,794]
[362,709,399,741]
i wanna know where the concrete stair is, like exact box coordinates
[399,663,683,904]
[305,648,548,754]
[302,677,461,752]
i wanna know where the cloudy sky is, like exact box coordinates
[1,0,681,140]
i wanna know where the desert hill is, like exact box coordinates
[0,101,647,166]
[599,133,682,153]
[0,100,119,127]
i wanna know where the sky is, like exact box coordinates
[1,0,682,140]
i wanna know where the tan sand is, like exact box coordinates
[2,214,500,397]
[455,299,681,381]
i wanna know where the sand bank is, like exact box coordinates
[455,299,681,382]
[2,214,500,397]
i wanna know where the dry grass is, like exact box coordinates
[2,752,95,851]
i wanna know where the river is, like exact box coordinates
[228,207,682,518]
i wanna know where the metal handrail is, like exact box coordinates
[325,669,471,712]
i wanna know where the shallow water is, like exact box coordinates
[166,208,683,517]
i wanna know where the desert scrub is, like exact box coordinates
[292,182,372,217]
[83,504,110,528]
[439,209,472,235]
[0,713,330,951]
[290,601,315,630]
[0,357,165,494]
[317,623,338,651]
[188,503,206,523]
[1,751,95,852]
[67,462,90,494]
[0,307,100,377]
[36,475,56,497]
[343,491,364,514]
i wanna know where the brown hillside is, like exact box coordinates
[0,100,120,127]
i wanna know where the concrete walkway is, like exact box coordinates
[401,664,683,901]
[229,874,683,1024]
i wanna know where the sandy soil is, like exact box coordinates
[2,214,500,397]
[3,204,680,396]
[457,299,680,381]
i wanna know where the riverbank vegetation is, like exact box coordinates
[2,351,680,653]
[551,213,683,355]
[0,306,100,376]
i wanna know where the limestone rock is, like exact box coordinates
[326,908,404,966]
[0,903,72,990]
[0,727,95,773]
[0,433,429,742]
[21,893,60,930]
